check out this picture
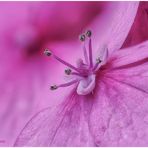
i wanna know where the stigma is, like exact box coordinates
[44,30,108,95]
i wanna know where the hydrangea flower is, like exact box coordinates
[0,2,100,146]
[13,2,148,146]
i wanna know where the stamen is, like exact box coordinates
[79,34,85,42]
[44,49,81,73]
[65,68,72,75]
[44,49,52,56]
[83,45,89,64]
[85,30,93,68]
[86,30,92,37]
[71,72,86,77]
[46,30,103,95]
[50,85,58,90]
[92,58,102,71]
[88,37,93,68]
[56,79,79,88]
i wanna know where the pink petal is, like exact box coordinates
[110,41,148,68]
[105,60,148,100]
[88,41,148,146]
[14,89,95,146]
[107,2,139,52]
[0,2,141,146]
[90,2,139,54]
[89,75,148,146]
[13,39,148,146]
[88,81,115,146]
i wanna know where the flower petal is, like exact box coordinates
[88,81,115,146]
[110,41,148,68]
[105,59,148,98]
[91,2,139,54]
[89,76,148,146]
[14,90,95,146]
[94,44,109,67]
[107,2,139,53]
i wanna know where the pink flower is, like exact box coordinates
[0,2,101,146]
[13,2,148,147]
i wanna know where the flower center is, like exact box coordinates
[44,30,108,95]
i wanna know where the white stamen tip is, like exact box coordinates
[44,49,52,56]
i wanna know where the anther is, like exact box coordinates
[50,85,58,90]
[92,58,102,72]
[96,58,102,63]
[79,34,85,42]
[44,49,52,56]
[65,68,72,75]
[86,30,92,37]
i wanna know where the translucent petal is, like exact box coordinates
[14,90,95,146]
[89,77,148,146]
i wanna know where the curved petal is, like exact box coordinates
[109,41,148,68]
[77,74,96,95]
[90,2,139,54]
[89,76,148,146]
[14,90,95,146]
[123,2,148,47]
[107,2,139,53]
[14,46,148,146]
[88,81,115,146]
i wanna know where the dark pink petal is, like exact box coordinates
[14,89,95,146]
[123,2,148,47]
